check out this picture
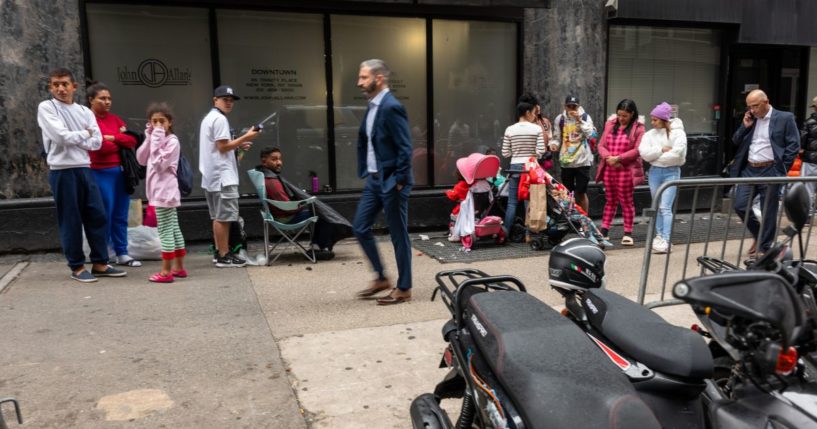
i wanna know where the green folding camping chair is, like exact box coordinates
[247,169,319,265]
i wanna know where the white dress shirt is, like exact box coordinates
[365,88,390,174]
[748,107,774,163]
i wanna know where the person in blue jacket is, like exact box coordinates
[352,59,414,306]
[730,89,800,256]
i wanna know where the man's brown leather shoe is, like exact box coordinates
[376,288,412,306]
[356,278,392,298]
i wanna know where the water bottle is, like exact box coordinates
[310,171,319,194]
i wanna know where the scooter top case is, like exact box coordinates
[582,288,713,381]
[466,290,661,429]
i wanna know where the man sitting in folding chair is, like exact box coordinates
[249,147,336,264]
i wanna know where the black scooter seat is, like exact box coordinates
[467,291,660,429]
[583,288,713,380]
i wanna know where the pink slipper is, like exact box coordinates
[149,272,174,283]
[171,269,188,278]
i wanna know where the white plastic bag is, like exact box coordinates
[127,226,162,260]
[452,190,475,238]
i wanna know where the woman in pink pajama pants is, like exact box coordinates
[595,99,646,246]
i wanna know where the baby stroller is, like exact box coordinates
[518,159,595,250]
[451,153,506,251]
[528,181,584,250]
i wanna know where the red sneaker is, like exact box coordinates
[149,272,174,283]
[171,269,188,278]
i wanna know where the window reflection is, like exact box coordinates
[331,15,428,190]
[217,10,327,192]
[433,20,516,185]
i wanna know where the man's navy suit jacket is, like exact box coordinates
[357,90,414,192]
[730,108,800,178]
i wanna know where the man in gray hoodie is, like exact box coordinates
[37,68,126,282]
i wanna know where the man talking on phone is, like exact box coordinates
[729,89,799,258]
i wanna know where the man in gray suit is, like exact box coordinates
[730,89,800,256]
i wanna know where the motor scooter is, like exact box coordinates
[547,183,817,428]
[410,269,661,429]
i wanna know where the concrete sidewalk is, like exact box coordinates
[0,235,719,428]
[0,255,304,428]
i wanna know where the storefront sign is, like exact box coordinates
[242,68,305,101]
[117,59,192,88]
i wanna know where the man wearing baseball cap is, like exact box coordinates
[801,96,817,209]
[199,85,259,267]
[549,95,597,213]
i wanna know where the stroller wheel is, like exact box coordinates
[510,223,526,243]
[530,239,543,251]
[548,229,569,246]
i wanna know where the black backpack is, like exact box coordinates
[177,152,193,197]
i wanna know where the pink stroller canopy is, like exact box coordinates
[456,153,500,185]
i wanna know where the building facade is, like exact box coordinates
[1,0,815,252]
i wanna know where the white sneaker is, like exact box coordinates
[116,254,142,267]
[652,236,669,254]
[448,234,461,243]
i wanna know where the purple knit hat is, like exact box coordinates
[650,102,672,121]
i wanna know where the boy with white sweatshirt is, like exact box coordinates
[37,68,126,282]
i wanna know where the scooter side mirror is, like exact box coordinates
[673,271,802,347]
[783,183,810,232]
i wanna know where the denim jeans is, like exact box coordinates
[504,163,526,234]
[648,166,681,241]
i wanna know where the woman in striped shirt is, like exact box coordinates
[501,101,546,240]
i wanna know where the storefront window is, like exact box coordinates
[217,10,326,193]
[331,15,428,190]
[432,20,516,185]
[87,4,213,196]
[87,6,519,193]
[607,26,721,135]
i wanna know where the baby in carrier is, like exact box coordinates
[447,153,505,250]
[521,157,612,248]
[446,174,469,242]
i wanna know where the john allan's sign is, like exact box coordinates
[117,59,192,88]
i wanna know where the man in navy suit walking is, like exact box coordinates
[353,59,414,305]
[731,89,800,256]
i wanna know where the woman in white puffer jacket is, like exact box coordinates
[639,102,687,253]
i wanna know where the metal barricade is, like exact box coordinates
[636,176,817,309]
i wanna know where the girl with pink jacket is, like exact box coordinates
[595,99,646,246]
[136,103,186,283]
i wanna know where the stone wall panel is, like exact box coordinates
[523,0,607,126]
[0,0,85,199]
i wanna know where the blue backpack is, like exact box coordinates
[177,152,193,197]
